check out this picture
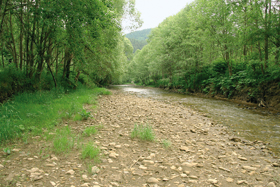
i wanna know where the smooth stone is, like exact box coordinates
[147,177,159,183]
[92,166,100,174]
[66,170,75,175]
[243,166,257,171]
[226,178,234,183]
[208,179,218,184]
[267,182,276,187]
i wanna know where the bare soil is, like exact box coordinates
[0,90,280,187]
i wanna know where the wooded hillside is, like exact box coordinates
[125,0,280,107]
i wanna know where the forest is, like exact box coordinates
[0,0,138,102]
[125,0,280,107]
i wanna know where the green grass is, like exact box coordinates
[0,86,110,144]
[83,126,98,137]
[53,126,76,154]
[131,124,155,141]
[162,139,171,148]
[81,143,100,161]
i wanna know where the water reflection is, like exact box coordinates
[110,85,280,154]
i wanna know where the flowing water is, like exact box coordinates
[110,85,280,155]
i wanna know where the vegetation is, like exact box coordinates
[83,126,98,137]
[162,139,172,149]
[0,0,142,102]
[81,142,100,161]
[0,87,109,144]
[53,126,76,154]
[125,0,280,105]
[131,124,155,141]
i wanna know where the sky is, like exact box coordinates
[123,0,194,33]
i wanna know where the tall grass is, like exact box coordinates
[0,86,111,144]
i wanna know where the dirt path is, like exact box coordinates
[1,90,280,187]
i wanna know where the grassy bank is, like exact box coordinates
[0,87,110,144]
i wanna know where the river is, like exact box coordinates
[110,85,280,155]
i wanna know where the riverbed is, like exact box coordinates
[110,85,280,155]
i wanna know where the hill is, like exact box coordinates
[126,28,152,52]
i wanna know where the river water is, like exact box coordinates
[110,85,280,155]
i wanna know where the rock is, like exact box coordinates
[219,167,231,172]
[180,174,188,178]
[110,182,120,186]
[272,163,280,167]
[143,160,154,164]
[189,175,198,179]
[4,173,14,182]
[139,165,147,170]
[230,137,241,142]
[180,146,190,152]
[0,164,4,168]
[242,166,257,171]
[171,165,176,170]
[66,169,75,175]
[238,156,248,161]
[178,184,185,187]
[190,129,196,133]
[109,152,119,159]
[267,182,276,187]
[81,183,90,187]
[82,175,88,180]
[50,181,56,186]
[147,177,159,184]
[46,164,56,167]
[182,162,198,167]
[208,179,218,184]
[226,178,234,183]
[91,166,100,174]
[237,180,247,185]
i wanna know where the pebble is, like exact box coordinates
[147,177,159,183]
[92,166,100,174]
[226,178,234,183]
[139,165,147,170]
[208,179,218,184]
[0,164,4,168]
[66,169,75,175]
[50,181,56,186]
[243,166,257,171]
[267,182,276,187]
[237,180,247,185]
[238,156,248,161]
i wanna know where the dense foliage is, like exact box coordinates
[126,0,280,104]
[0,0,140,101]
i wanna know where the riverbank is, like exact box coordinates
[162,86,280,114]
[1,89,279,187]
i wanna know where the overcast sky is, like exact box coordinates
[123,0,194,33]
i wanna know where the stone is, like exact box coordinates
[180,174,188,178]
[242,166,257,171]
[267,182,276,187]
[109,152,119,159]
[139,165,147,170]
[226,178,234,183]
[81,183,90,187]
[50,181,56,186]
[238,156,248,161]
[237,180,247,185]
[147,177,159,184]
[272,163,280,167]
[66,169,75,175]
[5,173,14,182]
[180,146,190,152]
[143,160,154,164]
[182,162,198,167]
[230,137,241,142]
[219,167,231,172]
[110,182,120,186]
[208,179,218,184]
[0,164,4,168]
[92,166,100,174]
[82,175,88,180]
